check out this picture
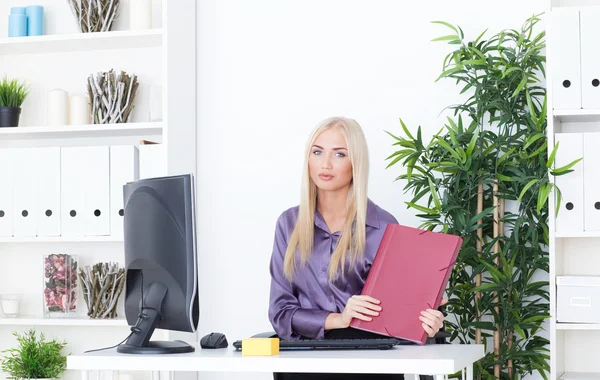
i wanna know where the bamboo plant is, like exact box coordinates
[386,15,579,380]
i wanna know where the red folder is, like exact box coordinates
[350,223,463,344]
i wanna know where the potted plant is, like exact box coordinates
[385,15,576,379]
[1,329,68,380]
[0,76,30,127]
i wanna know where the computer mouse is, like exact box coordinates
[200,332,228,349]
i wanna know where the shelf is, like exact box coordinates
[560,372,600,380]
[0,122,162,140]
[556,323,600,330]
[555,231,600,238]
[0,29,163,55]
[554,109,600,122]
[0,236,123,243]
[0,316,128,327]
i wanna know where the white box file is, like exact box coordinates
[555,133,584,234]
[61,147,86,236]
[557,276,600,324]
[109,146,139,237]
[35,147,61,236]
[580,9,600,109]
[0,149,14,237]
[584,133,600,231]
[82,146,110,236]
[13,148,37,237]
[551,8,582,110]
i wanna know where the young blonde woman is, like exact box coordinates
[268,117,446,380]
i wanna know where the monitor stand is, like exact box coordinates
[117,282,195,354]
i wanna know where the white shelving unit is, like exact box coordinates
[0,2,197,380]
[548,2,600,379]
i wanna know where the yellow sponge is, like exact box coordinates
[241,338,279,356]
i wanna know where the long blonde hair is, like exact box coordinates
[283,116,369,282]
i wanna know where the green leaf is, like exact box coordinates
[431,20,459,34]
[546,142,559,169]
[435,67,465,82]
[474,28,488,45]
[436,137,464,163]
[522,315,549,324]
[466,128,480,156]
[553,157,582,173]
[537,183,552,214]
[526,90,539,125]
[473,283,501,292]
[405,202,437,215]
[399,118,415,140]
[514,325,527,340]
[496,173,516,182]
[524,133,544,150]
[555,186,562,218]
[432,34,460,42]
[502,67,523,78]
[428,177,442,210]
[519,179,538,201]
[511,73,529,98]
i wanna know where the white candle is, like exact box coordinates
[70,95,90,125]
[47,89,69,126]
[1,298,21,316]
[130,0,152,30]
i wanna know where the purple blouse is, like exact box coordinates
[268,199,399,340]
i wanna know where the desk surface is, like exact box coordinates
[67,344,484,375]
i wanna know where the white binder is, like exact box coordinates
[0,149,14,237]
[35,147,61,237]
[580,9,600,109]
[584,133,600,231]
[555,133,584,235]
[551,9,582,110]
[83,146,110,236]
[61,147,86,237]
[110,146,139,237]
[139,144,166,179]
[13,148,37,237]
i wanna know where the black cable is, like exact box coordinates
[83,332,134,354]
[83,271,146,354]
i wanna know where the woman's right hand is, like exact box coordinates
[339,295,382,328]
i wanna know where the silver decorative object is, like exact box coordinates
[66,0,120,33]
[87,69,139,124]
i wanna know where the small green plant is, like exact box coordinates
[0,76,30,108]
[1,329,68,380]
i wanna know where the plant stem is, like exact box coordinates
[476,180,483,347]
[493,180,501,379]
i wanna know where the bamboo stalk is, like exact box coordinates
[476,181,483,346]
[493,181,501,379]
[500,198,512,378]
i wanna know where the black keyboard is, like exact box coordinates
[233,336,404,351]
[232,328,423,351]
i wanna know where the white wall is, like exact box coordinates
[196,1,548,379]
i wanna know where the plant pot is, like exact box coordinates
[0,106,21,127]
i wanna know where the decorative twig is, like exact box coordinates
[77,262,125,319]
[66,0,120,33]
[87,69,139,124]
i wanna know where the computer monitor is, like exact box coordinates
[116,174,199,354]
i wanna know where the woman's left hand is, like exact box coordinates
[419,299,448,338]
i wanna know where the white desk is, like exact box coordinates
[67,344,484,380]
